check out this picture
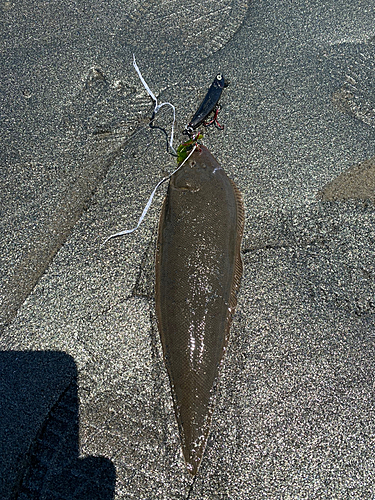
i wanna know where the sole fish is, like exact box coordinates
[155,145,244,475]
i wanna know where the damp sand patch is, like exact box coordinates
[317,156,375,203]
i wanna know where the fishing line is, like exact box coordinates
[103,55,185,243]
[103,144,197,243]
[133,54,177,155]
[104,56,206,243]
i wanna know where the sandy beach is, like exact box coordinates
[1,1,375,498]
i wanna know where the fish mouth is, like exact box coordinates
[172,175,201,192]
[176,183,201,192]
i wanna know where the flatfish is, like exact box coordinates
[155,145,244,475]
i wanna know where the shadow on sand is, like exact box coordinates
[0,351,115,500]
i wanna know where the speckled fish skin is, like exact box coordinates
[155,145,244,475]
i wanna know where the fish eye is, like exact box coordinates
[216,74,223,80]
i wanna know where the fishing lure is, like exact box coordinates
[185,74,228,136]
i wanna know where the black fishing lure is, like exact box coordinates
[185,74,228,136]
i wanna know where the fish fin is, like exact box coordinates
[229,179,245,314]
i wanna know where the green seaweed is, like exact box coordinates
[176,133,203,164]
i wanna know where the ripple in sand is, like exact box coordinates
[124,0,248,61]
[332,42,375,128]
